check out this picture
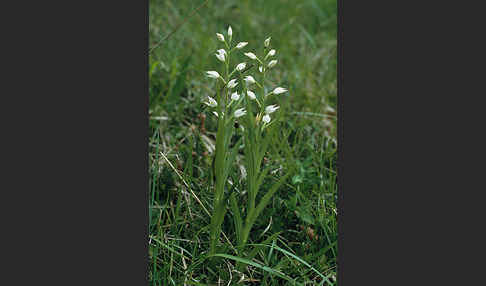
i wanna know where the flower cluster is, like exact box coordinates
[205,26,287,127]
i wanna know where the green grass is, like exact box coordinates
[149,0,337,284]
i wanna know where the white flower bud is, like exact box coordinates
[216,33,225,42]
[212,111,219,117]
[264,37,271,47]
[228,26,232,37]
[215,52,225,62]
[267,60,277,68]
[206,71,220,78]
[262,114,271,123]
[227,79,238,89]
[247,90,256,100]
[272,87,287,95]
[258,66,263,73]
[244,52,258,60]
[236,62,246,71]
[265,104,280,114]
[204,96,218,107]
[234,108,247,118]
[236,42,248,49]
[231,92,240,101]
[265,49,276,60]
[244,75,256,85]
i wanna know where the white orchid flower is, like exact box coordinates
[265,49,276,60]
[262,114,271,123]
[247,90,256,100]
[236,42,248,49]
[204,96,218,107]
[265,104,279,114]
[234,108,247,118]
[244,52,258,60]
[231,92,240,101]
[206,71,220,78]
[272,87,287,95]
[227,79,238,89]
[236,62,246,71]
[244,75,256,85]
[268,60,277,68]
[216,33,225,42]
[264,37,271,47]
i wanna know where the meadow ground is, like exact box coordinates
[149,0,337,284]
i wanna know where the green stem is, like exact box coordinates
[209,73,228,255]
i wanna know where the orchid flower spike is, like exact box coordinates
[231,92,240,101]
[206,71,221,79]
[265,104,280,114]
[236,42,248,49]
[227,79,238,89]
[236,62,246,71]
[244,75,256,85]
[247,90,256,100]
[262,114,271,123]
[234,108,247,118]
[264,37,271,47]
[216,33,225,42]
[205,96,218,107]
[272,87,287,95]
[244,52,258,60]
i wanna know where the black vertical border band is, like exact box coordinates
[144,0,149,281]
[337,0,343,284]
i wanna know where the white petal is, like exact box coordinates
[236,62,246,71]
[227,79,238,88]
[264,37,271,47]
[265,49,276,59]
[236,42,248,49]
[216,33,225,42]
[244,52,258,60]
[272,87,287,95]
[247,90,256,100]
[205,96,218,107]
[206,71,220,78]
[244,76,256,84]
[215,53,225,62]
[228,26,232,37]
[265,104,279,114]
[231,92,240,100]
[234,108,247,118]
[262,114,271,123]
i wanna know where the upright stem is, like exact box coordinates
[209,65,229,254]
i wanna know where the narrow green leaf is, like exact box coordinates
[246,231,281,262]
[254,165,271,191]
[223,137,242,183]
[248,173,291,228]
[229,192,243,246]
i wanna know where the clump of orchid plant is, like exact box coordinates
[204,26,290,260]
